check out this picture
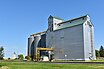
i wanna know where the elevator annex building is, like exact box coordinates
[28,15,96,61]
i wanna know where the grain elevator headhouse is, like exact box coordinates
[28,15,96,61]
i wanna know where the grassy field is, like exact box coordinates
[0,61,104,69]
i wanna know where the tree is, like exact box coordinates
[18,54,24,60]
[99,46,104,57]
[95,50,100,57]
[0,46,4,60]
[25,56,31,60]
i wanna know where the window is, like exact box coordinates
[82,17,84,20]
[60,37,64,39]
[58,24,61,26]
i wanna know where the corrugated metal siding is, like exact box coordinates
[83,21,96,60]
[46,24,84,60]
[91,26,96,59]
[83,22,91,60]
[40,34,46,48]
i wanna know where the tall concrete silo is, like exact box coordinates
[28,35,34,56]
[34,35,41,57]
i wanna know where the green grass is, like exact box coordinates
[91,59,104,62]
[0,61,104,69]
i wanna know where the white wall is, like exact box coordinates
[83,20,96,60]
[53,18,64,30]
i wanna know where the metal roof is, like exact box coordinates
[30,31,46,36]
[58,15,88,25]
[55,15,89,31]
[48,15,64,21]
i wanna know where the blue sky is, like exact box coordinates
[0,0,104,58]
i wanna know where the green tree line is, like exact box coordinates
[95,45,104,57]
[0,46,4,60]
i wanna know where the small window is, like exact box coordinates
[58,24,61,26]
[82,17,84,20]
[60,37,64,39]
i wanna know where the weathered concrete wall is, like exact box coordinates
[28,36,34,56]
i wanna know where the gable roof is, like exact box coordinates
[48,15,64,21]
[58,15,88,25]
[55,15,89,31]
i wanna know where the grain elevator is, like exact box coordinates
[28,15,96,61]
